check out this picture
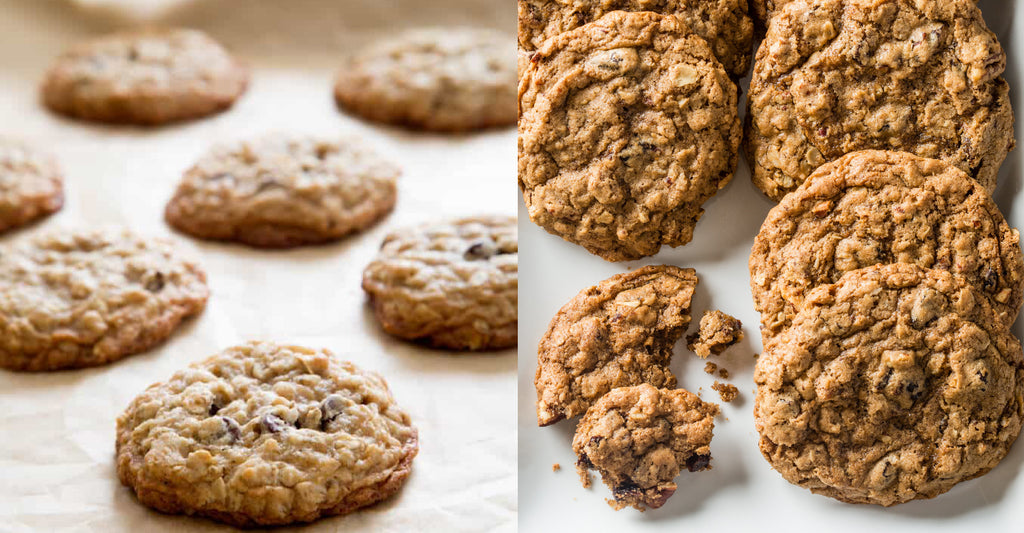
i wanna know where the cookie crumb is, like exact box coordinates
[552,463,561,472]
[576,460,592,488]
[712,381,739,403]
[687,310,743,358]
[703,362,718,375]
[718,368,730,379]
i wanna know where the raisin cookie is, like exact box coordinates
[0,229,208,371]
[750,150,1024,339]
[519,12,741,261]
[41,28,248,125]
[687,310,743,358]
[746,0,1014,200]
[573,384,718,511]
[334,28,516,132]
[362,216,517,350]
[0,139,63,234]
[116,341,418,527]
[535,265,697,426]
[165,135,398,248]
[755,264,1024,506]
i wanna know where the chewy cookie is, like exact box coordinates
[116,341,418,527]
[687,310,743,358]
[0,139,63,234]
[334,28,516,132]
[519,12,741,261]
[535,265,697,426]
[165,135,399,248]
[746,0,1014,200]
[754,264,1024,506]
[362,216,517,350]
[0,229,208,371]
[750,150,1024,338]
[41,28,248,125]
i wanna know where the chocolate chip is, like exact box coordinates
[685,453,711,472]
[260,413,287,434]
[220,416,241,442]
[319,395,346,430]
[576,453,594,470]
[145,272,165,292]
[463,241,496,261]
[208,402,221,416]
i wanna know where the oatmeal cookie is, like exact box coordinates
[687,310,743,358]
[754,264,1024,506]
[711,381,739,402]
[116,341,418,527]
[0,139,63,234]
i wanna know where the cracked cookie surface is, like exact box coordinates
[0,139,63,234]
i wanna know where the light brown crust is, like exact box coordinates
[0,139,64,234]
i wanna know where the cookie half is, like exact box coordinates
[0,138,63,234]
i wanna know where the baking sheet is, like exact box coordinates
[0,1,516,532]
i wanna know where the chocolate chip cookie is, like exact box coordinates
[750,150,1024,339]
[746,0,1014,200]
[755,264,1024,506]
[0,138,63,234]
[116,341,418,527]
[535,265,697,426]
[41,28,248,125]
[165,135,399,248]
[519,12,741,261]
[0,229,208,371]
[361,216,517,351]
[687,310,744,358]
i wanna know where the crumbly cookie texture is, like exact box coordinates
[41,28,248,125]
[517,0,753,78]
[165,135,398,248]
[750,150,1024,339]
[519,12,741,261]
[746,0,1014,200]
[362,216,517,351]
[711,381,739,402]
[116,342,418,527]
[334,28,516,132]
[0,139,63,234]
[0,229,208,371]
[687,310,743,358]
[754,264,1024,506]
[535,265,697,425]
[573,384,719,511]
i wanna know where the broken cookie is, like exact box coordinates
[687,310,743,358]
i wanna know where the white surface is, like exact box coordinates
[0,1,516,532]
[518,1,1024,531]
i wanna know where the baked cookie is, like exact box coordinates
[165,135,399,248]
[573,384,718,511]
[0,139,63,234]
[519,12,741,261]
[535,265,698,426]
[41,28,248,125]
[334,28,516,132]
[754,264,1024,506]
[362,216,517,350]
[746,0,1014,200]
[750,150,1024,339]
[116,341,418,527]
[0,229,208,371]
[518,0,753,78]
[686,310,743,358]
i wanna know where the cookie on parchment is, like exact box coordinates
[165,135,399,248]
[362,216,517,351]
[116,341,418,527]
[754,264,1024,506]
[0,139,63,234]
[0,229,208,371]
[746,0,1014,200]
[519,12,741,261]
[41,28,248,125]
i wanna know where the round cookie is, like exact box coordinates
[0,229,208,371]
[41,28,248,125]
[165,135,399,248]
[334,28,516,132]
[746,0,1014,201]
[750,150,1024,339]
[116,341,418,527]
[754,264,1024,506]
[517,0,753,78]
[535,265,697,426]
[361,216,517,351]
[0,138,63,234]
[519,12,741,261]
[573,384,719,511]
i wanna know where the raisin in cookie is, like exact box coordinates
[687,310,743,358]
[334,28,516,132]
[165,135,398,248]
[573,384,718,511]
[0,138,63,234]
[116,341,418,527]
[750,150,1024,339]
[41,28,248,125]
[535,265,697,425]
[755,264,1024,506]
[746,0,1014,200]
[519,12,741,261]
[362,216,517,350]
[0,229,208,371]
